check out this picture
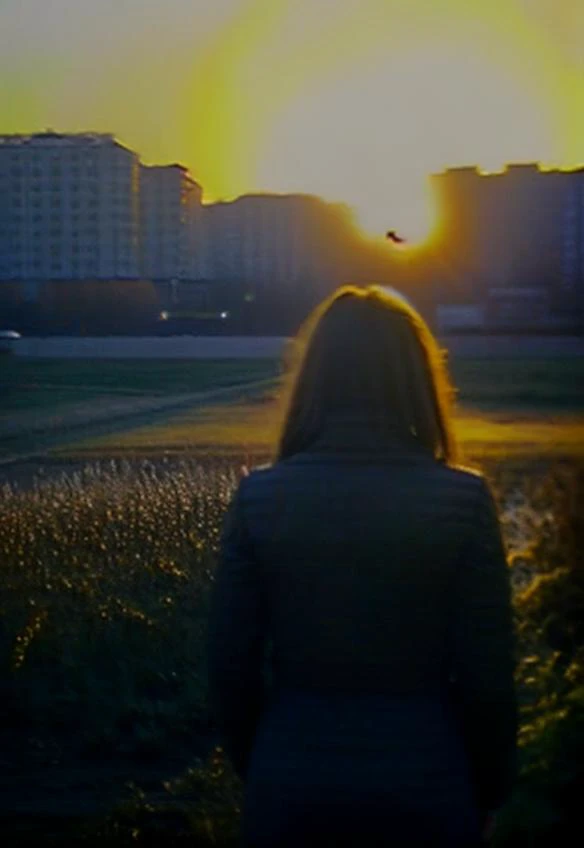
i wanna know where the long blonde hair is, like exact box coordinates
[277,285,459,464]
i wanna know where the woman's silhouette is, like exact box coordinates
[207,286,517,847]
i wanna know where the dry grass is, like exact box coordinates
[1,454,583,845]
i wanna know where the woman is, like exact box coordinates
[207,285,517,847]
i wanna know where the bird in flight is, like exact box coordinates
[386,230,407,244]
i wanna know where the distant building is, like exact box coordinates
[430,163,584,331]
[139,164,203,284]
[202,193,358,304]
[436,304,486,334]
[0,132,141,294]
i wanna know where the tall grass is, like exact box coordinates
[0,458,582,845]
[0,460,237,760]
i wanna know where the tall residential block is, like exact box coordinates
[0,132,141,291]
[430,163,584,329]
[202,194,358,294]
[139,164,203,283]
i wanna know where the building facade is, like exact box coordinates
[202,193,358,299]
[139,163,203,284]
[2,133,582,335]
[430,163,584,331]
[0,132,141,293]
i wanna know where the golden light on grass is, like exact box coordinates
[57,400,584,463]
[454,412,584,459]
[59,399,281,458]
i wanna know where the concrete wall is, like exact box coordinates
[10,335,584,360]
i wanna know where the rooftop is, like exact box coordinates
[435,162,584,179]
[0,131,135,155]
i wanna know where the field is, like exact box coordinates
[0,358,280,462]
[57,357,584,462]
[1,355,584,845]
[0,358,279,417]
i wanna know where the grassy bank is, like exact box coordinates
[34,356,581,460]
[62,396,584,462]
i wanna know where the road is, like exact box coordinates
[11,334,584,360]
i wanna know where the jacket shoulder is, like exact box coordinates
[239,463,276,495]
[435,461,488,500]
[447,462,484,482]
[242,462,273,482]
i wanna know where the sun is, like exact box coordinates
[352,181,436,245]
[185,0,561,251]
[254,47,550,246]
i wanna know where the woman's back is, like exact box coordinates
[207,286,517,847]
[241,442,487,696]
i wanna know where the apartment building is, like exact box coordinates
[140,163,203,283]
[0,132,141,292]
[430,163,584,330]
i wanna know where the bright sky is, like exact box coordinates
[1,0,582,241]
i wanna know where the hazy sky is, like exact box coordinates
[1,0,582,239]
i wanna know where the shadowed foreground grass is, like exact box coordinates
[1,456,583,845]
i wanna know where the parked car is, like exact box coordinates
[0,329,21,355]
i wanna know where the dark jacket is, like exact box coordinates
[207,423,517,843]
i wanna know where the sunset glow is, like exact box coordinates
[1,0,582,243]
